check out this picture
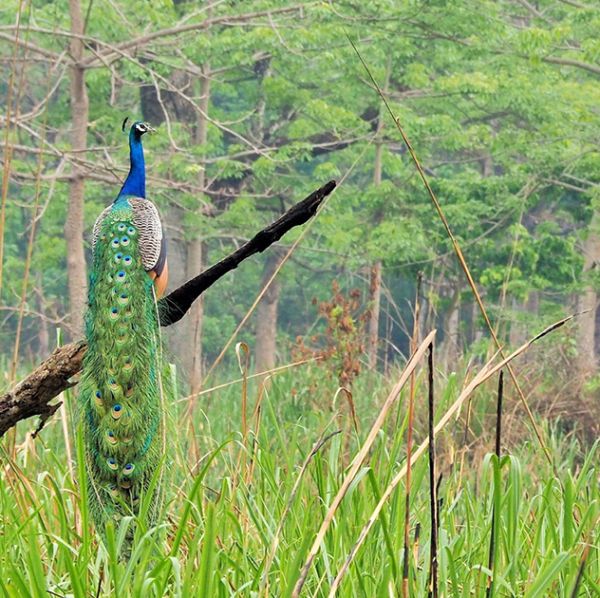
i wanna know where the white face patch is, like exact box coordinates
[135,123,148,133]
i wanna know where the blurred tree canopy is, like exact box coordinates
[1,0,599,382]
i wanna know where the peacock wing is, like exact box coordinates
[92,198,166,275]
[129,197,166,274]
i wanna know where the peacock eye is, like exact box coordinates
[121,236,130,247]
[114,252,123,262]
[111,238,120,248]
[111,404,123,420]
[123,256,132,266]
[117,223,126,232]
[122,463,135,476]
[116,270,126,280]
[107,458,118,470]
[127,226,136,235]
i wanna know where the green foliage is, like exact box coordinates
[2,0,599,367]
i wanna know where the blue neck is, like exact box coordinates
[117,132,145,200]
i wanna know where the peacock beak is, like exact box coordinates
[144,123,156,134]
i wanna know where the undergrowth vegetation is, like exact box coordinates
[1,355,598,596]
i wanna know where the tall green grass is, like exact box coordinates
[1,365,598,596]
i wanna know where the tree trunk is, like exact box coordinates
[508,297,527,348]
[65,0,88,338]
[254,250,284,372]
[577,212,600,377]
[185,66,210,399]
[36,275,49,361]
[367,130,384,371]
[442,287,461,370]
[367,261,382,370]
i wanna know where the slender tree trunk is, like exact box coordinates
[36,275,49,361]
[442,287,461,370]
[65,0,88,338]
[366,60,390,372]
[367,137,384,371]
[508,297,527,348]
[185,66,210,398]
[577,212,600,377]
[254,250,284,372]
[367,261,382,370]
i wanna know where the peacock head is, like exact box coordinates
[122,117,155,141]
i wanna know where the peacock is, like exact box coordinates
[79,119,170,538]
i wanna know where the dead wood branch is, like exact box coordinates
[0,180,336,437]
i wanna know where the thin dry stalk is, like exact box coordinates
[402,272,422,597]
[230,342,251,512]
[426,344,438,598]
[333,387,359,436]
[236,342,250,443]
[348,36,556,475]
[244,373,268,487]
[176,356,322,403]
[292,329,437,598]
[458,391,474,487]
[486,370,504,598]
[327,313,575,595]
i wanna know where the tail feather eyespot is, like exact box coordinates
[111,404,123,420]
[122,463,135,476]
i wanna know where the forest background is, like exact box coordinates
[1,1,600,596]
[1,0,599,431]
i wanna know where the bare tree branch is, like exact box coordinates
[80,5,306,67]
[0,180,336,437]
[0,341,86,437]
[542,55,600,76]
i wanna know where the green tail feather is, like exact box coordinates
[80,204,170,538]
